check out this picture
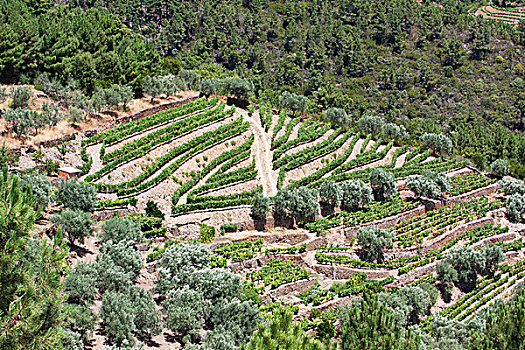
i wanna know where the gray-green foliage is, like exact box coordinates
[382,123,408,141]
[325,107,350,126]
[319,180,343,207]
[369,168,396,200]
[279,91,308,115]
[422,133,453,156]
[100,217,143,244]
[379,283,438,327]
[339,180,373,210]
[20,173,52,209]
[142,76,164,102]
[179,70,200,90]
[52,209,93,244]
[56,178,97,212]
[251,193,271,220]
[357,226,394,264]
[498,178,525,196]
[156,242,211,294]
[406,175,440,198]
[96,240,143,292]
[406,171,449,199]
[11,86,33,108]
[65,262,99,304]
[357,113,384,134]
[490,159,510,178]
[3,108,36,138]
[223,77,254,100]
[158,242,260,348]
[201,78,222,97]
[444,245,504,291]
[273,187,320,222]
[506,193,525,222]
[100,286,160,346]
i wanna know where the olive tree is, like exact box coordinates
[251,193,271,220]
[20,173,52,209]
[156,242,211,294]
[142,76,164,103]
[498,178,525,196]
[406,171,449,199]
[100,286,160,346]
[490,159,510,178]
[383,123,408,141]
[95,240,143,293]
[4,108,35,139]
[422,133,453,156]
[443,245,502,292]
[357,226,394,264]
[222,77,254,100]
[436,262,458,301]
[506,193,525,222]
[11,86,33,108]
[325,107,350,126]
[279,91,309,116]
[56,179,97,212]
[357,114,385,134]
[157,242,260,348]
[340,180,373,211]
[273,187,320,224]
[379,284,438,327]
[180,70,201,90]
[369,168,397,200]
[319,180,342,208]
[52,209,93,245]
[99,217,143,244]
[200,78,222,97]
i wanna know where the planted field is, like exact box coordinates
[75,97,525,345]
[475,5,525,24]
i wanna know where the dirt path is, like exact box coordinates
[240,110,278,197]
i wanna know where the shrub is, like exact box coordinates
[11,86,33,108]
[490,159,510,178]
[199,223,216,243]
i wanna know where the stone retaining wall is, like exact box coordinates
[116,96,199,124]
[311,264,392,280]
[342,205,426,238]
[263,279,317,302]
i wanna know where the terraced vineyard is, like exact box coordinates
[78,96,525,345]
[475,5,525,24]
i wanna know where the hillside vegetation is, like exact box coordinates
[2,1,525,350]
